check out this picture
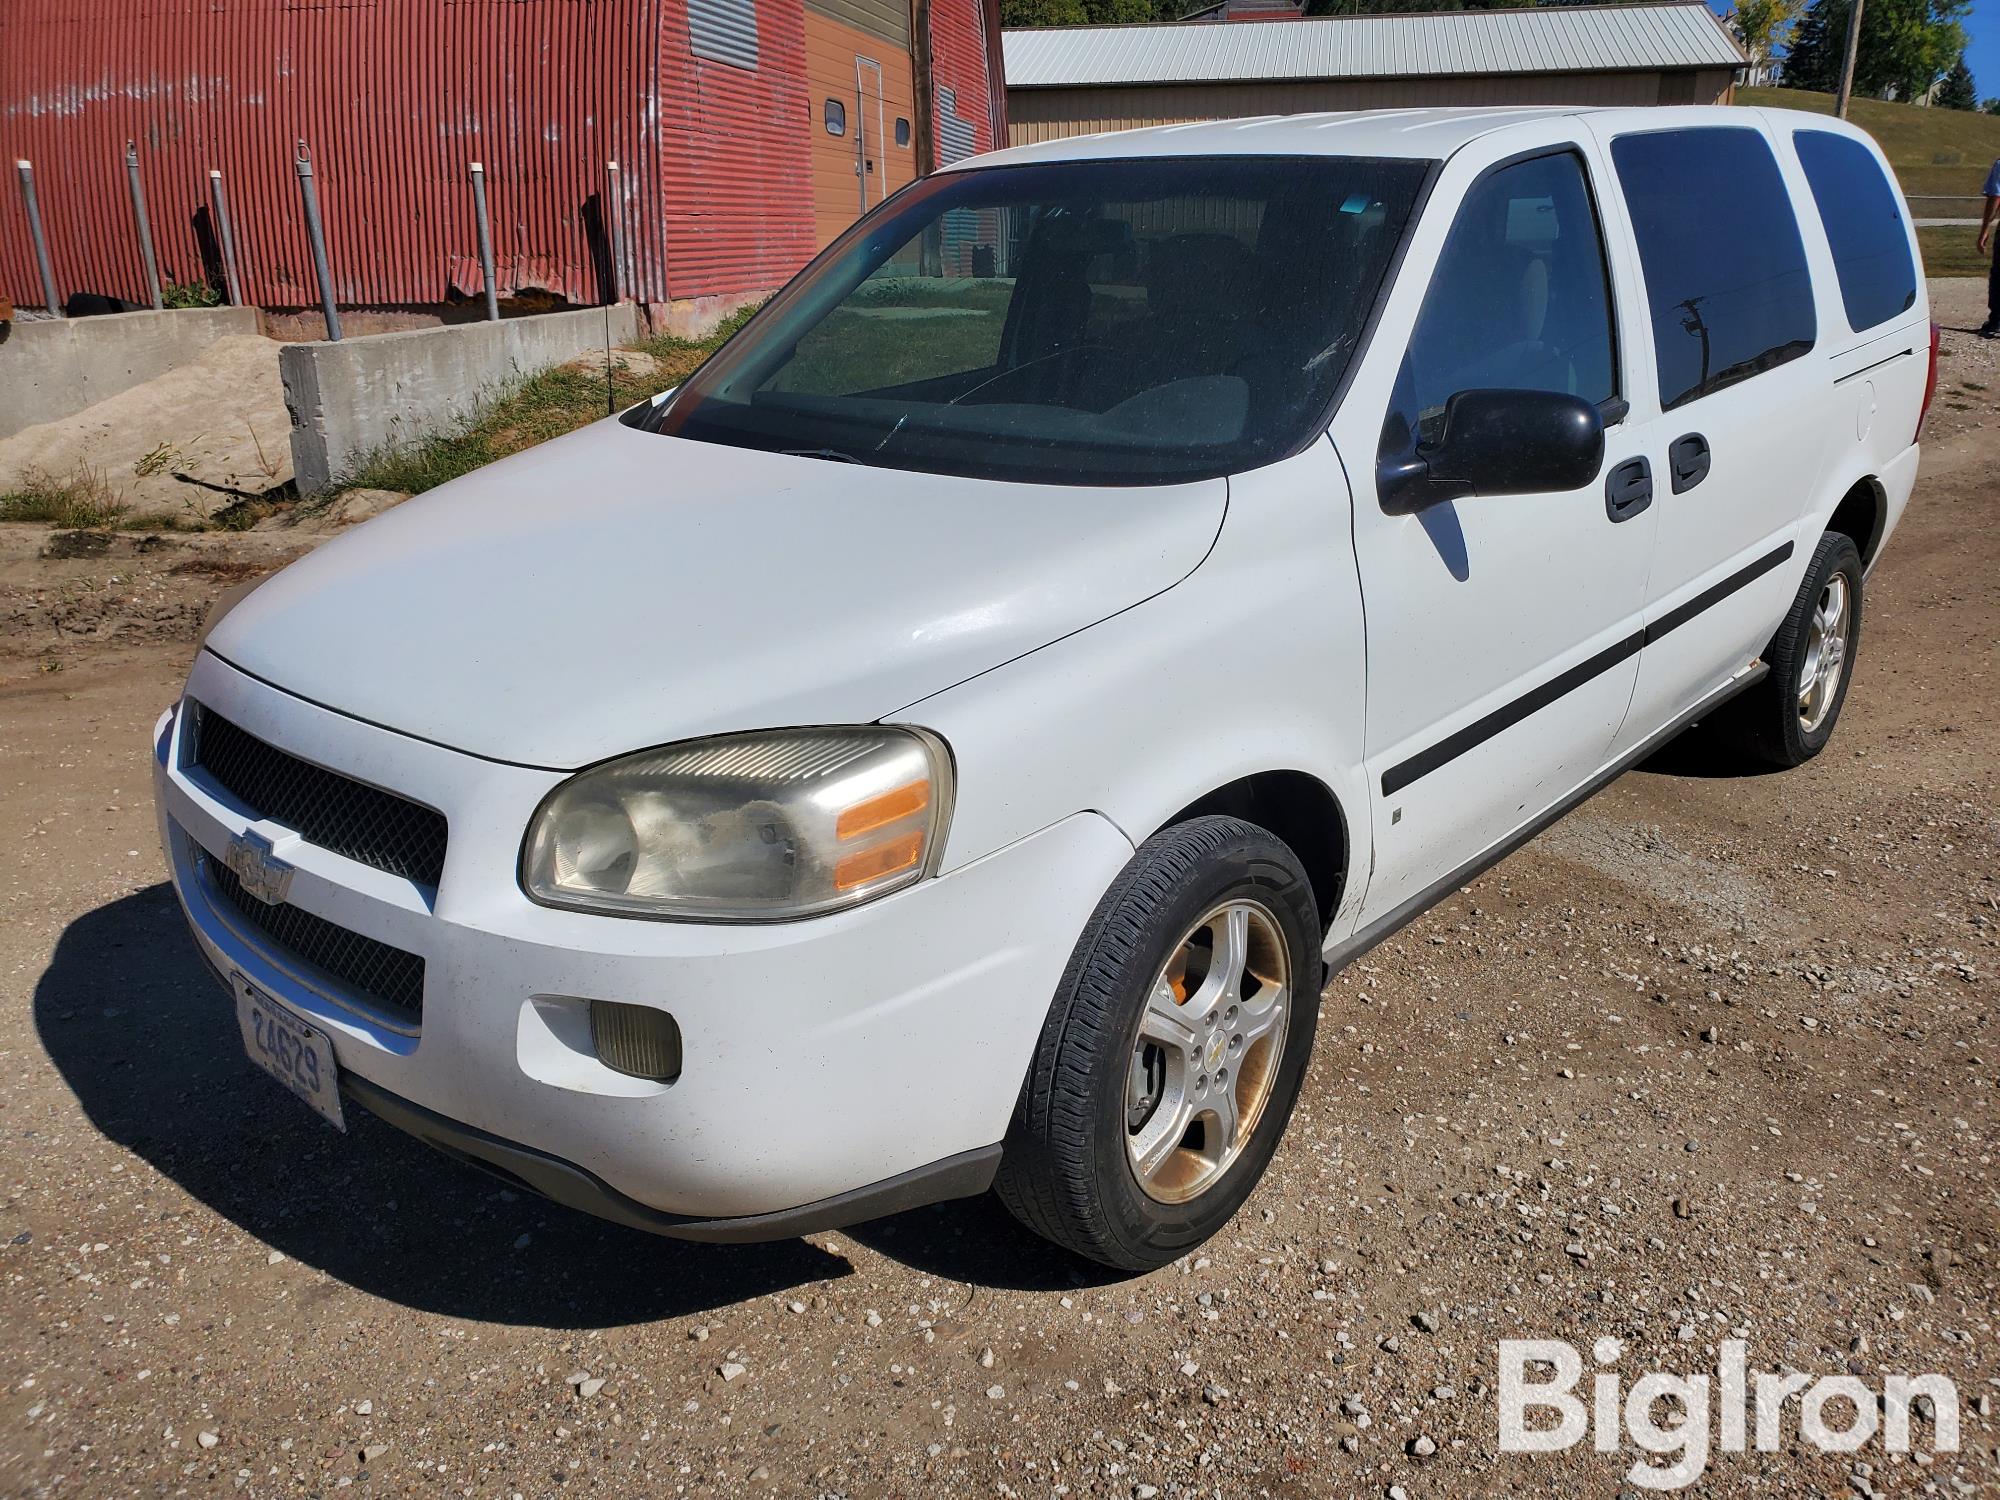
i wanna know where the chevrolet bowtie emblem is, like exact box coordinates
[225,830,295,905]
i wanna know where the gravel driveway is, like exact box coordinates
[0,284,1994,1500]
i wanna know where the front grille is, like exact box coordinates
[206,856,427,1019]
[187,704,448,887]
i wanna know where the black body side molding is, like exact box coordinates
[1381,540,1794,796]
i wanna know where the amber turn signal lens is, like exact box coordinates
[833,830,923,891]
[836,778,931,840]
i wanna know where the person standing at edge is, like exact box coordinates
[1979,155,2000,338]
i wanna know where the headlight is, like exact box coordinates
[521,727,953,921]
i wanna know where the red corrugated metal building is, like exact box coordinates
[0,0,1005,315]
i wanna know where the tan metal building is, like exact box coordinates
[1003,2,1746,147]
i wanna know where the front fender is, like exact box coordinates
[898,439,1375,941]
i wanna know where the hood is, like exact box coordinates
[209,420,1226,768]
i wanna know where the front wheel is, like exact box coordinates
[994,816,1322,1271]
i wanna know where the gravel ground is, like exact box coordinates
[0,285,1995,1500]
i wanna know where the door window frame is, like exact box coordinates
[1382,143,1630,460]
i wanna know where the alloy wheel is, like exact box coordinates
[1124,899,1290,1204]
[1798,571,1851,734]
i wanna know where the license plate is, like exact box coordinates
[233,974,345,1131]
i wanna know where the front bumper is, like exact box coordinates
[153,649,1134,1228]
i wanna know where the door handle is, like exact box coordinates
[1605,456,1653,522]
[1668,432,1710,494]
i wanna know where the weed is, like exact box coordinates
[162,277,223,310]
[0,464,128,528]
[244,420,285,484]
[133,441,195,479]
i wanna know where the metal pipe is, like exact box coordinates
[469,161,499,322]
[124,140,162,310]
[293,142,341,341]
[604,160,625,303]
[15,159,60,314]
[208,169,243,307]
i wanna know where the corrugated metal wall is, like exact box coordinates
[0,0,681,310]
[1,0,1000,312]
[1005,69,1736,146]
[927,0,999,168]
[658,0,817,297]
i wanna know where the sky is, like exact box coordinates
[1958,0,1997,98]
[1706,0,1998,102]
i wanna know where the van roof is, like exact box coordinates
[959,105,1873,169]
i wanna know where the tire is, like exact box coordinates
[1714,531,1864,769]
[994,816,1323,1271]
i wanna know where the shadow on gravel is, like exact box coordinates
[843,1196,1126,1294]
[1632,722,1790,780]
[34,885,851,1327]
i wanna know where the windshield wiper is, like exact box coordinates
[781,447,862,464]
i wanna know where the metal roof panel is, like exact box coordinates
[1003,3,1745,88]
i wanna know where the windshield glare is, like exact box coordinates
[644,155,1432,485]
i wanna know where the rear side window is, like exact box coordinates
[1793,130,1917,332]
[1610,128,1816,411]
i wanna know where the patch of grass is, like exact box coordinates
[0,464,128,528]
[341,306,765,497]
[1916,225,1991,277]
[631,299,762,363]
[117,511,207,533]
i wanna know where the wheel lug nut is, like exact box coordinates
[1195,1074,1208,1093]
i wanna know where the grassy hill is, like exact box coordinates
[1739,85,1998,276]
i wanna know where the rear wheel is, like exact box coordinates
[995,816,1322,1271]
[1716,531,1863,768]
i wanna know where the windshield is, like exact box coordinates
[642,155,1433,485]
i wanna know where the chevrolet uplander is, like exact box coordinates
[154,106,1935,1269]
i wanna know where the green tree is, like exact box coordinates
[1781,0,1841,88]
[1733,0,1806,70]
[1935,53,1977,106]
[1778,0,1967,100]
[1000,0,1087,24]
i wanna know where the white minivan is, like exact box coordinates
[154,106,1935,1270]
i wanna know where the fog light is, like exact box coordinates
[590,1000,682,1082]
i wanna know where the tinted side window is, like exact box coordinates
[1384,151,1617,452]
[1793,130,1917,332]
[1610,128,1815,411]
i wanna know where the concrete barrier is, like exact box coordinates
[281,305,641,494]
[0,307,262,439]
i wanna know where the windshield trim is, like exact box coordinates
[643,153,1445,487]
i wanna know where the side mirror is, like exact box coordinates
[1377,388,1605,515]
